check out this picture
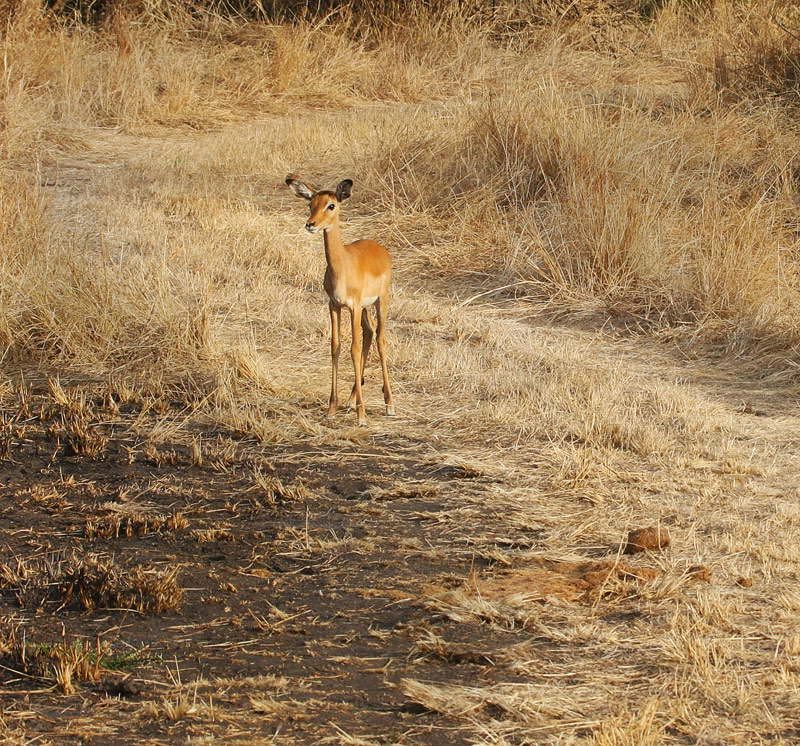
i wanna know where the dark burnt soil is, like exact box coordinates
[0,381,544,745]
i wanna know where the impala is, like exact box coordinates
[286,175,394,426]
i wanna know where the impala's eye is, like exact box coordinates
[327,203,335,210]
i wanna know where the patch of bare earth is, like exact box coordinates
[1,380,649,745]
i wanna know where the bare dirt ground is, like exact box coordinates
[3,124,800,745]
[0,380,519,744]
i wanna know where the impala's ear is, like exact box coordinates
[335,179,353,202]
[286,175,314,201]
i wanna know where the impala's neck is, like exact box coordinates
[322,219,347,275]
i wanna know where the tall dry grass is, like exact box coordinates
[383,83,800,346]
[1,0,800,395]
[0,179,209,369]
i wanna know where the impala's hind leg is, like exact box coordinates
[375,293,394,416]
[349,305,367,426]
[347,307,374,410]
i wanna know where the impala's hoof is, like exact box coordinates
[386,405,395,416]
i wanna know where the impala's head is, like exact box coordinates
[286,175,353,233]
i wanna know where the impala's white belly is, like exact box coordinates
[329,291,378,310]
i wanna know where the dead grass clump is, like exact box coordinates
[461,88,799,342]
[476,557,660,603]
[367,67,800,354]
[623,526,671,554]
[147,687,217,722]
[0,618,105,694]
[0,552,182,613]
[1,6,225,133]
[190,525,234,543]
[0,0,503,152]
[64,559,182,613]
[84,510,188,540]
[248,694,308,721]
[367,481,439,501]
[249,471,309,506]
[39,377,110,458]
[425,557,659,628]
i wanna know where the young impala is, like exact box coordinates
[286,175,394,426]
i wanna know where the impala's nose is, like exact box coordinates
[305,221,316,232]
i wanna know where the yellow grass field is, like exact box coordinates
[2,1,800,743]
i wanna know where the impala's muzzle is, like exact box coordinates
[305,222,318,233]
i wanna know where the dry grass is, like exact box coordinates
[0,551,183,613]
[2,1,800,744]
[3,2,799,390]
[0,618,108,694]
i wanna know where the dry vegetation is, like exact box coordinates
[2,0,800,743]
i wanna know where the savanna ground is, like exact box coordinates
[2,1,800,743]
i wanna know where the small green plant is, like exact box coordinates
[99,647,162,672]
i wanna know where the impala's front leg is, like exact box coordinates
[328,303,341,417]
[349,305,366,425]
